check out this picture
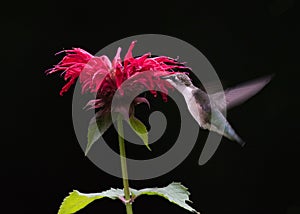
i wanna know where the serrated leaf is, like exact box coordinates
[58,188,124,214]
[58,183,199,214]
[128,115,150,151]
[131,182,199,213]
[86,112,112,155]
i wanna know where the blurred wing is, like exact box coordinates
[212,75,273,110]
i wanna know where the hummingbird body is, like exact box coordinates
[161,73,272,146]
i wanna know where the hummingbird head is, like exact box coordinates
[160,73,193,90]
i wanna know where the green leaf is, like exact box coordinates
[86,112,112,155]
[58,183,199,214]
[58,188,124,214]
[128,115,150,151]
[131,182,199,213]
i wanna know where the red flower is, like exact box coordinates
[47,48,93,96]
[47,41,189,111]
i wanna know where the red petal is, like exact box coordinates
[112,47,122,69]
[133,97,150,108]
[124,40,136,61]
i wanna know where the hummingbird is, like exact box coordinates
[161,73,272,146]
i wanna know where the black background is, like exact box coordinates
[4,0,300,213]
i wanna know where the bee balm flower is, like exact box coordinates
[47,41,189,112]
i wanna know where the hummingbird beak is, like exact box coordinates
[160,74,175,79]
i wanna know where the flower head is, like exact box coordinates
[47,41,189,112]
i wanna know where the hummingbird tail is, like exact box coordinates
[210,110,246,147]
[223,123,246,147]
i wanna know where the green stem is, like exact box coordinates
[117,116,133,214]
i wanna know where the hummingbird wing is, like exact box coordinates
[211,75,273,111]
